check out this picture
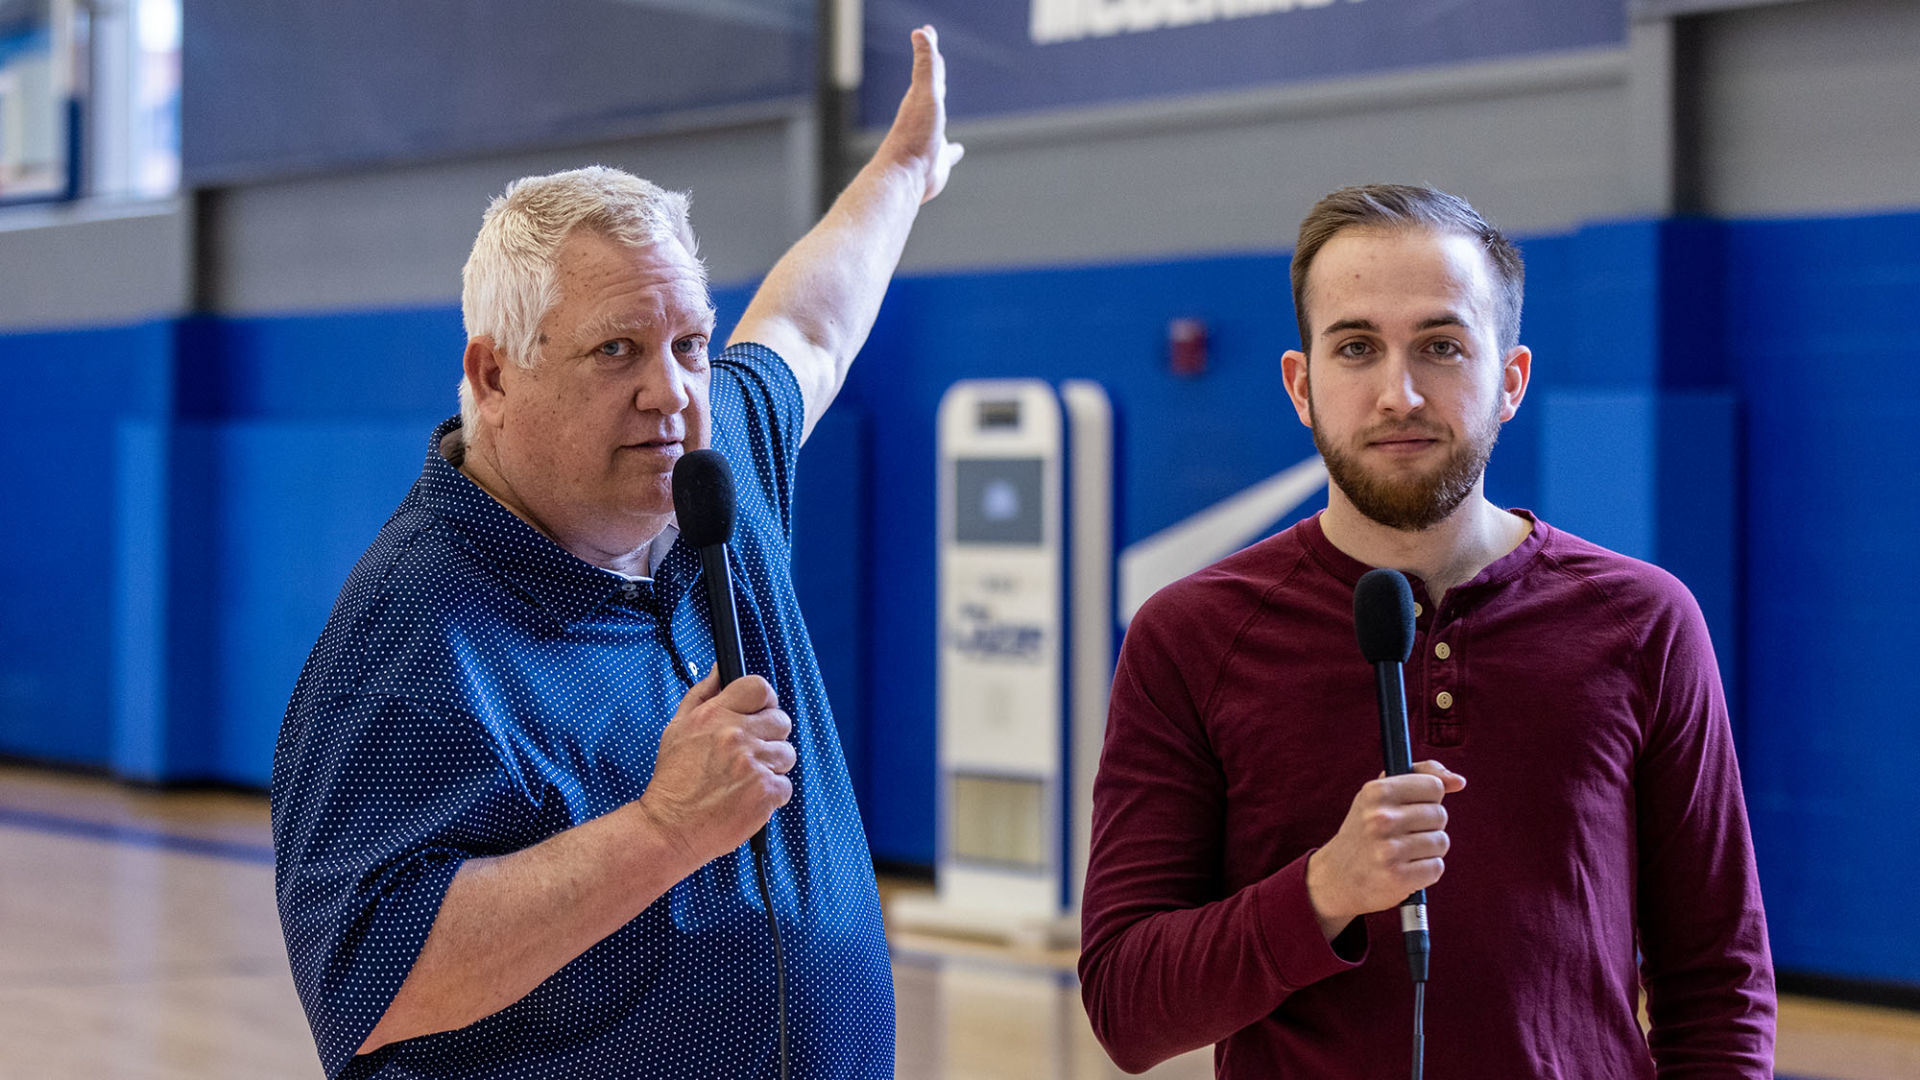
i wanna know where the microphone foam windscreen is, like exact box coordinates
[672,448,736,548]
[1354,567,1417,664]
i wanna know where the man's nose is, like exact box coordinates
[634,347,692,414]
[1376,354,1425,415]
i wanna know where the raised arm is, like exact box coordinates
[729,25,964,440]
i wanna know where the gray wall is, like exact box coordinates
[1688,0,1920,218]
[0,202,191,330]
[2,0,1918,321]
[893,46,1646,272]
[201,105,816,315]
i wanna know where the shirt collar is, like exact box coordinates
[1297,508,1551,599]
[414,417,691,626]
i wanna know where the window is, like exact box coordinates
[0,0,179,205]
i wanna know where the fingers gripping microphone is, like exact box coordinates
[672,448,788,1080]
[1354,568,1430,986]
[671,448,766,855]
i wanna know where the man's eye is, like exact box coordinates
[675,336,709,357]
[1338,340,1372,358]
[597,340,633,359]
[1428,340,1462,357]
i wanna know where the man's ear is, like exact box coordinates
[1498,345,1532,422]
[463,337,510,426]
[1281,349,1314,429]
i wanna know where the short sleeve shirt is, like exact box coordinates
[270,344,893,1079]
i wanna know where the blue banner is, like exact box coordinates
[184,0,812,186]
[860,0,1625,126]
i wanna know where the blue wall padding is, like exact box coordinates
[1539,389,1658,560]
[111,419,174,780]
[788,407,870,810]
[1656,391,1741,727]
[0,320,174,768]
[1726,212,1920,984]
[4,211,1918,985]
[174,309,468,419]
[191,421,428,781]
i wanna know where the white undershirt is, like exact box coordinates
[609,523,680,583]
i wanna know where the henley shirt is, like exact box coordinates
[1080,511,1773,1078]
[272,344,893,1079]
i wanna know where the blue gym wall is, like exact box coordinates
[4,0,1918,997]
[5,207,1916,987]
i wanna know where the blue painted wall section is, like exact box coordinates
[1,321,173,769]
[1725,211,1920,986]
[3,210,1916,986]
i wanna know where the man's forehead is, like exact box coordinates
[1316,226,1489,275]
[551,234,716,334]
[1307,227,1496,329]
[574,299,717,341]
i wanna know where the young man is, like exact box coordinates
[1080,184,1774,1077]
[272,28,963,1080]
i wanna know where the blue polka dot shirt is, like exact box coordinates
[271,344,894,1079]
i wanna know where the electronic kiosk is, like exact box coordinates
[890,379,1113,947]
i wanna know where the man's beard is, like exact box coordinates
[1311,396,1501,533]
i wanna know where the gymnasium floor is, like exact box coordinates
[1,764,1914,1079]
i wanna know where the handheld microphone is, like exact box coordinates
[672,447,788,1080]
[673,449,750,692]
[1353,568,1430,985]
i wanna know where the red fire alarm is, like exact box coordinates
[1169,317,1208,377]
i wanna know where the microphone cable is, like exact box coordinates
[1412,980,1425,1080]
[1404,888,1429,1080]
[751,833,789,1080]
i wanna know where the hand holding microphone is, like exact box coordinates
[637,667,796,867]
[635,449,797,866]
[1304,762,1463,941]
[1305,570,1465,969]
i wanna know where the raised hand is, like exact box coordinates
[879,25,966,205]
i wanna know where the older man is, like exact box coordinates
[271,28,962,1080]
[1079,184,1773,1076]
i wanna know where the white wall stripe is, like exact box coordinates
[1117,454,1327,626]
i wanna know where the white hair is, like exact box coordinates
[457,165,705,440]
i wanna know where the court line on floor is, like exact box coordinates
[0,805,275,864]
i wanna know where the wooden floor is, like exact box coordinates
[2,764,1915,1079]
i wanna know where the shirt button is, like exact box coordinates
[1435,690,1454,710]
[1434,642,1451,660]
[1413,602,1424,618]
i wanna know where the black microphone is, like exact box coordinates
[672,447,789,1080]
[670,448,762,850]
[1354,568,1430,986]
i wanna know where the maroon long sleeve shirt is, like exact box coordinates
[1080,512,1774,1077]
